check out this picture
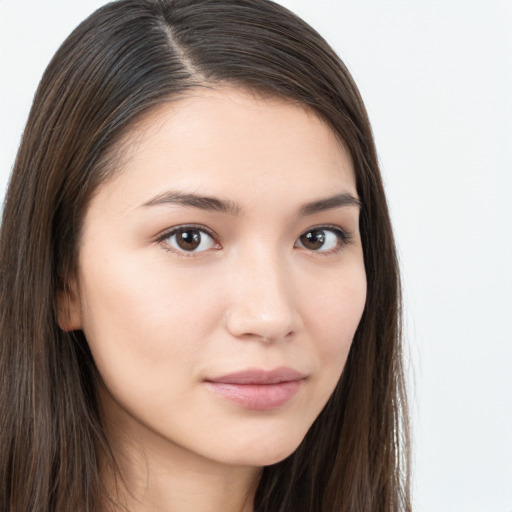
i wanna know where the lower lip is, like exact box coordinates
[204,380,302,410]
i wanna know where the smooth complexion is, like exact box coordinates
[60,88,367,512]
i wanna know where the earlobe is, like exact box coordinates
[57,280,82,331]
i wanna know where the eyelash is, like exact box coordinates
[297,224,353,257]
[157,224,220,258]
[156,224,353,258]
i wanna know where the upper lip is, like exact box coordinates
[205,367,306,385]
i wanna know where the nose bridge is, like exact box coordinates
[225,241,300,342]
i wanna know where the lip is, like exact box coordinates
[204,367,306,411]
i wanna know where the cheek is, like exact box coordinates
[76,254,223,385]
[303,270,366,411]
[303,265,367,360]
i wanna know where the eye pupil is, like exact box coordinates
[300,230,325,250]
[176,229,201,251]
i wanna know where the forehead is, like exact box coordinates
[91,87,356,214]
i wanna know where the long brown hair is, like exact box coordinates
[0,1,410,510]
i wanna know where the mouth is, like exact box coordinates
[204,367,306,411]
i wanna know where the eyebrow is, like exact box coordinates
[298,192,361,216]
[141,191,243,216]
[141,190,361,216]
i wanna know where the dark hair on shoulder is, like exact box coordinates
[0,1,410,510]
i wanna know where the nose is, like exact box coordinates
[224,248,302,344]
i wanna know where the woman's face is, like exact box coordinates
[62,88,366,468]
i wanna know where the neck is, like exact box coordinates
[101,440,260,512]
[99,394,261,512]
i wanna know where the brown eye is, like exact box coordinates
[176,229,201,250]
[299,229,326,250]
[163,227,217,253]
[296,227,346,252]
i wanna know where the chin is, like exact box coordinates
[214,430,305,468]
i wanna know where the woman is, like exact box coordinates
[0,0,410,511]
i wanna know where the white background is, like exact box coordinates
[1,1,511,511]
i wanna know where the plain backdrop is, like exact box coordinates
[1,1,511,511]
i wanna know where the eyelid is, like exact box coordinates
[156,224,221,256]
[295,224,353,255]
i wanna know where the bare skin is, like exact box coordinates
[59,87,366,512]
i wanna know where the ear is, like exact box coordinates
[57,277,82,331]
